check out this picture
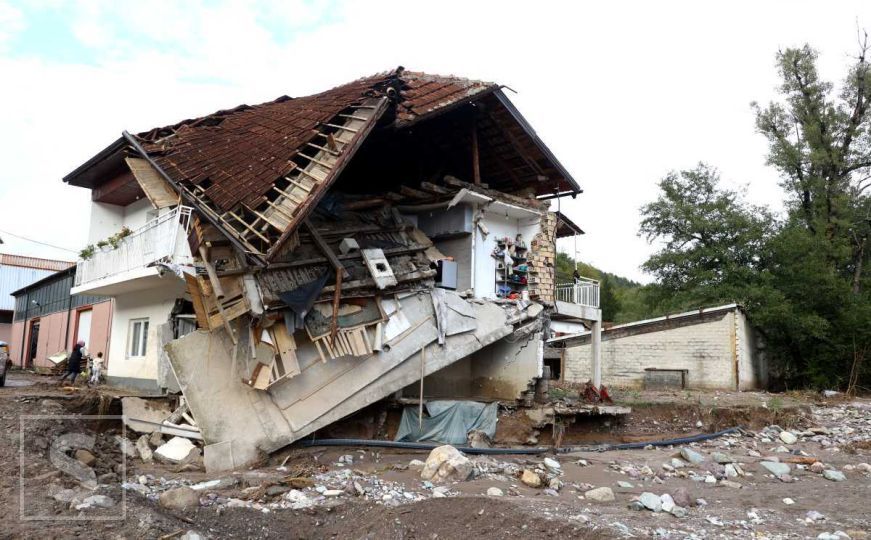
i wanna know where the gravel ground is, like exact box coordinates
[2,371,870,539]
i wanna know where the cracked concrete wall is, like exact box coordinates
[468,331,543,400]
[166,290,515,472]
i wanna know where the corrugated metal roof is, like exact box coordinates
[0,253,73,272]
[0,265,58,311]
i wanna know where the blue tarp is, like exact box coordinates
[394,400,499,445]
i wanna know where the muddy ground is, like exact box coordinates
[1,371,869,539]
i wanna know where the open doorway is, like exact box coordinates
[26,319,40,368]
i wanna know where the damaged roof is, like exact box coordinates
[64,67,581,262]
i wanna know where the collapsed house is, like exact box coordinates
[64,68,606,471]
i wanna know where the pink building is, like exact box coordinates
[10,267,112,370]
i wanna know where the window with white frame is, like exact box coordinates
[128,318,149,358]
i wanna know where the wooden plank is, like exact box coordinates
[207,298,248,331]
[250,362,272,390]
[125,157,178,208]
[184,273,211,330]
[419,181,452,195]
[399,185,431,200]
[305,220,350,279]
[471,118,481,185]
[270,324,301,378]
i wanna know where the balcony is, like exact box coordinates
[554,277,601,322]
[72,206,193,296]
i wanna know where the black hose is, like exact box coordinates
[299,426,741,455]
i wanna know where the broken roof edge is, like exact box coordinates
[492,89,581,195]
[120,130,267,267]
[62,136,126,188]
[547,303,743,345]
[555,211,585,238]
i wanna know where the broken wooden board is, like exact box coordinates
[126,157,179,208]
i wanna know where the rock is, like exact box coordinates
[672,487,692,507]
[680,448,704,465]
[760,461,791,477]
[467,430,491,448]
[719,480,742,489]
[704,475,716,484]
[190,477,237,491]
[548,477,563,491]
[136,435,153,463]
[486,487,503,496]
[779,431,798,444]
[660,493,675,513]
[520,469,542,488]
[617,481,634,488]
[774,445,790,453]
[159,486,200,511]
[783,498,795,505]
[823,470,846,482]
[323,489,344,497]
[154,437,196,464]
[420,445,473,483]
[712,452,733,464]
[75,449,96,467]
[543,457,561,474]
[810,461,826,473]
[670,457,689,469]
[114,436,138,458]
[817,533,851,540]
[408,459,426,471]
[857,463,871,473]
[543,488,559,497]
[670,506,688,518]
[76,495,115,509]
[149,431,164,448]
[806,510,826,522]
[584,487,615,502]
[180,532,204,540]
[639,492,662,512]
[696,420,704,428]
[432,486,449,497]
[52,487,87,504]
[724,464,738,478]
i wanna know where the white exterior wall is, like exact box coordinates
[472,211,540,300]
[736,309,767,390]
[106,279,187,386]
[563,311,757,390]
[87,198,156,245]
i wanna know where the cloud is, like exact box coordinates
[2,0,870,280]
[0,1,25,51]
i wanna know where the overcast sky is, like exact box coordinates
[1,0,870,282]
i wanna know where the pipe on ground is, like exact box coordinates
[299,426,741,455]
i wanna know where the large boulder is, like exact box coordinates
[159,486,200,511]
[420,445,473,483]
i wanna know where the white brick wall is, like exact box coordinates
[564,312,749,390]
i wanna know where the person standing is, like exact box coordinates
[58,340,86,386]
[89,352,104,386]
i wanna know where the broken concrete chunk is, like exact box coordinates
[75,449,96,467]
[361,248,397,289]
[420,445,473,483]
[122,397,173,434]
[154,437,197,464]
[190,477,238,491]
[338,238,360,255]
[114,435,138,458]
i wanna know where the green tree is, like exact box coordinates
[598,274,621,322]
[639,164,776,312]
[640,38,871,389]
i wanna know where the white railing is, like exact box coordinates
[555,277,600,308]
[75,206,193,287]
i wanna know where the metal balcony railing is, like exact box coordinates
[75,206,193,287]
[555,277,600,308]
